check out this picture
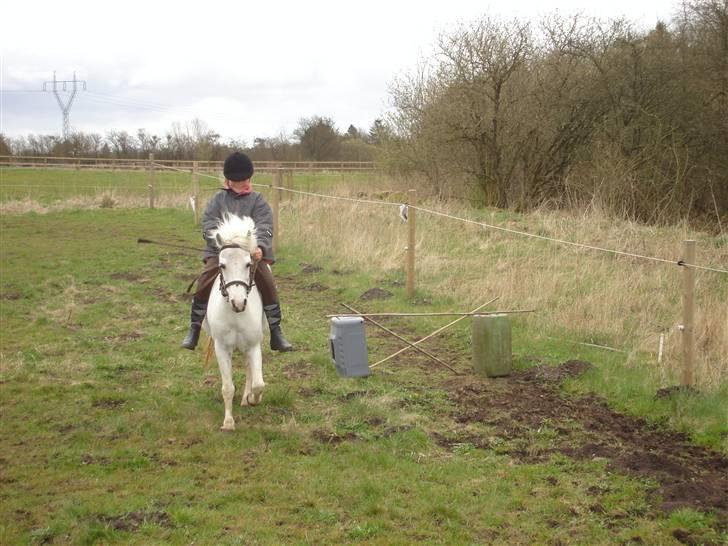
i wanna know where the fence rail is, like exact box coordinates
[0,155,376,173]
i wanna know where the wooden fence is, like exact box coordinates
[0,155,375,173]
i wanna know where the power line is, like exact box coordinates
[150,163,728,274]
[272,185,728,275]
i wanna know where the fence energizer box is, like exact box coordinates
[329,317,369,377]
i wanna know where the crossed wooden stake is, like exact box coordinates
[341,297,500,375]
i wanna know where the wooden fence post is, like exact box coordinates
[681,240,696,386]
[272,169,281,253]
[406,189,417,298]
[192,161,200,224]
[148,153,155,209]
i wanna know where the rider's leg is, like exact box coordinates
[181,257,219,350]
[255,263,294,352]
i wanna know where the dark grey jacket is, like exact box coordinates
[201,189,275,262]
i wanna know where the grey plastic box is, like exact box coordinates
[329,316,369,377]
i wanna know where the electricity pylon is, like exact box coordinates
[43,72,87,139]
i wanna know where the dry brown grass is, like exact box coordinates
[0,192,193,214]
[281,190,727,388]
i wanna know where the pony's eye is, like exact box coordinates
[246,263,251,268]
[219,263,226,269]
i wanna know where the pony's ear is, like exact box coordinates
[215,233,223,248]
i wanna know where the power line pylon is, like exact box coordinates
[43,72,87,139]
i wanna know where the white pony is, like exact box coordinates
[203,213,264,431]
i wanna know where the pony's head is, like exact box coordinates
[209,213,258,313]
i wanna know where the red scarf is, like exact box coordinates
[225,180,253,195]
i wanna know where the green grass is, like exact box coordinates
[1,208,726,544]
[0,167,374,205]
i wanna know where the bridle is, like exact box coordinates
[218,244,257,312]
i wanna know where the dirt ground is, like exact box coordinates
[438,361,728,526]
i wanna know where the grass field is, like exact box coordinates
[1,171,727,544]
[0,168,369,208]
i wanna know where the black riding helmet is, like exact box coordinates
[223,152,254,181]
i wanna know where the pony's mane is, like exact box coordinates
[209,213,257,252]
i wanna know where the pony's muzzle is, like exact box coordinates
[231,300,247,313]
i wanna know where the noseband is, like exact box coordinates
[218,244,257,312]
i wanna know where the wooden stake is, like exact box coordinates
[286,169,293,200]
[406,189,416,298]
[370,297,499,369]
[272,169,281,253]
[192,161,200,225]
[681,240,696,386]
[341,303,460,375]
[148,153,155,209]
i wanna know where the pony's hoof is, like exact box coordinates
[245,392,263,406]
[220,419,235,432]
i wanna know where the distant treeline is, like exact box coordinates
[381,0,727,226]
[2,1,726,227]
[0,116,382,164]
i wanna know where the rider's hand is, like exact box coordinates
[253,247,263,261]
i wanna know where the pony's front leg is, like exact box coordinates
[241,343,264,406]
[215,341,236,431]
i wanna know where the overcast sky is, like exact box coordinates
[1,0,675,145]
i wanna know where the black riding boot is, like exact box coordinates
[263,303,293,352]
[181,297,207,350]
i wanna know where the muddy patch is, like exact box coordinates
[283,360,316,380]
[152,287,189,303]
[81,454,112,466]
[515,359,591,382]
[303,282,328,292]
[432,431,491,450]
[98,509,173,532]
[311,429,357,445]
[91,397,127,409]
[103,332,145,344]
[338,390,369,401]
[110,272,145,282]
[0,292,22,300]
[359,287,393,300]
[655,385,700,399]
[444,361,728,522]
